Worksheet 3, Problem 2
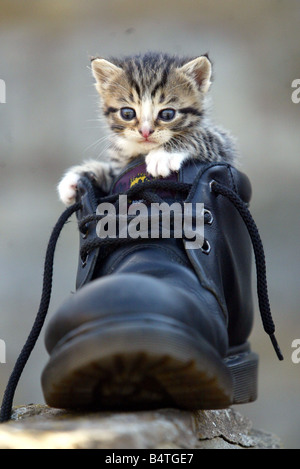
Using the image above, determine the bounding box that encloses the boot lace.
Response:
[78,178,193,265]
[0,174,283,423]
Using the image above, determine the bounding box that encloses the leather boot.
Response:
[40,159,282,411]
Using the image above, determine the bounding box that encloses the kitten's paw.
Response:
[57,171,81,206]
[57,160,112,206]
[146,150,188,178]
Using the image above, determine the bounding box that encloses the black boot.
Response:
[41,159,283,411]
[0,160,283,421]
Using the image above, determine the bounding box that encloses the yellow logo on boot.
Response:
[130,173,150,188]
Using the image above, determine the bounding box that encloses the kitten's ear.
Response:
[91,58,123,94]
[179,56,212,93]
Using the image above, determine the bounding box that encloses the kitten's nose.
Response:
[139,127,154,139]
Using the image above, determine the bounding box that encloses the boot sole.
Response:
[42,315,258,411]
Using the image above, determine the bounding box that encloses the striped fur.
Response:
[91,52,237,172]
[58,52,237,205]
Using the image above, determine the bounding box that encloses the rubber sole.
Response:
[41,315,258,411]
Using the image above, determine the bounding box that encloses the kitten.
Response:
[58,52,237,205]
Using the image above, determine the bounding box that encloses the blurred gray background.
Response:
[0,0,299,448]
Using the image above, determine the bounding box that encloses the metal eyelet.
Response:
[81,254,89,268]
[204,209,213,225]
[201,239,211,255]
[209,180,217,192]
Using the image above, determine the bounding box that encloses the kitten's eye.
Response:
[158,108,176,121]
[120,107,136,120]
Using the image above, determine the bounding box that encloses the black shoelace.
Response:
[0,176,283,423]
[78,179,194,266]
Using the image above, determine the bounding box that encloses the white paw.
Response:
[57,171,81,206]
[57,160,113,206]
[146,150,188,178]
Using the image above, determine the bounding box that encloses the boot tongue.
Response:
[111,161,178,196]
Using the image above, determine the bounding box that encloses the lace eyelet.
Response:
[201,239,211,255]
[204,209,213,225]
[209,180,217,192]
[81,254,89,268]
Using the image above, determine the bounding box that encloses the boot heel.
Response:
[225,351,259,404]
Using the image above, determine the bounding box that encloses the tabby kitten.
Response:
[58,52,236,205]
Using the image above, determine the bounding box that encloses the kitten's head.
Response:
[91,52,212,156]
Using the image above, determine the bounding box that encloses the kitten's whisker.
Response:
[83,134,112,154]
[96,139,115,160]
